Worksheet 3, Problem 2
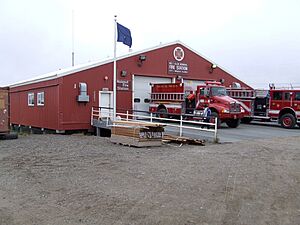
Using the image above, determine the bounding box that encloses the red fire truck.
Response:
[149,81,244,128]
[227,85,300,129]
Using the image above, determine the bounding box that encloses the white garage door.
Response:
[183,79,205,91]
[133,75,172,113]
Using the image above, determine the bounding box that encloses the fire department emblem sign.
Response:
[173,47,184,61]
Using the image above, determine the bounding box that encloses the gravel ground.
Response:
[0,134,299,225]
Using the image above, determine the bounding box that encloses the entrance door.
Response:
[133,75,172,114]
[99,91,113,118]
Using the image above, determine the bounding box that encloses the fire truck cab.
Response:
[149,81,244,128]
[227,85,300,129]
[194,82,243,128]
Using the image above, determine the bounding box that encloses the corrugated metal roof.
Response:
[9,40,234,88]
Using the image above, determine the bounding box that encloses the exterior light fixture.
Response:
[138,55,147,67]
[209,64,217,73]
[120,70,127,77]
[176,75,182,81]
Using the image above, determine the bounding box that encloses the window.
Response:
[37,92,44,106]
[284,92,291,101]
[199,88,205,96]
[134,98,140,103]
[295,92,300,101]
[28,93,34,106]
[211,87,227,96]
[272,91,282,100]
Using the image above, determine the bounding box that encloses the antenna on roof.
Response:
[72,10,75,67]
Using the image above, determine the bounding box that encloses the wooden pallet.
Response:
[111,134,162,147]
[162,134,205,146]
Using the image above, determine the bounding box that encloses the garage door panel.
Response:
[133,75,172,113]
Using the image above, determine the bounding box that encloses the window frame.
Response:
[28,93,35,106]
[284,92,291,101]
[37,92,45,106]
[272,91,282,101]
[295,92,300,101]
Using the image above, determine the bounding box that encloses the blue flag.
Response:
[117,23,132,48]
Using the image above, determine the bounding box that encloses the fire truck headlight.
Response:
[222,109,230,113]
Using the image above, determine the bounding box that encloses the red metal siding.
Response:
[9,92,20,126]
[10,80,60,130]
[59,64,112,130]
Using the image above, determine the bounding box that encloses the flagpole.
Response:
[72,10,75,67]
[113,15,117,121]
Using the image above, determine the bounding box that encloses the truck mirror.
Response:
[199,88,204,96]
[204,89,209,97]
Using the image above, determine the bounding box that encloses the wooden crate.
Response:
[0,88,9,134]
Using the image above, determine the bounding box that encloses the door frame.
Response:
[132,74,135,112]
[99,91,113,117]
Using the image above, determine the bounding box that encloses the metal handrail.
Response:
[91,106,218,142]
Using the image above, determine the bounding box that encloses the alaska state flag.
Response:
[117,23,132,48]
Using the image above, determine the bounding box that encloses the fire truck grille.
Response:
[230,102,241,113]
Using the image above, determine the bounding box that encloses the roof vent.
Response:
[77,82,89,102]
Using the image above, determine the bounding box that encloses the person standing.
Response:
[202,105,211,128]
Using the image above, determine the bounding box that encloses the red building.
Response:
[9,41,251,132]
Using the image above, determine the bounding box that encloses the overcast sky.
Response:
[1,0,299,88]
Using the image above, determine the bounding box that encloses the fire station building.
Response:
[9,41,251,132]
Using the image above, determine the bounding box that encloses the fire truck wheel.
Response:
[226,119,241,128]
[157,108,168,118]
[210,112,221,128]
[280,113,296,129]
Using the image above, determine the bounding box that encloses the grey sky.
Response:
[1,0,299,88]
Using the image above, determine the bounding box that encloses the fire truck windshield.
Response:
[211,87,227,96]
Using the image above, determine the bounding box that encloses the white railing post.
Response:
[91,107,93,125]
[126,110,129,121]
[98,107,101,120]
[214,117,218,143]
[179,115,183,137]
[106,108,109,126]
[150,113,153,123]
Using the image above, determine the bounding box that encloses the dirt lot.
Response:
[0,134,299,225]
